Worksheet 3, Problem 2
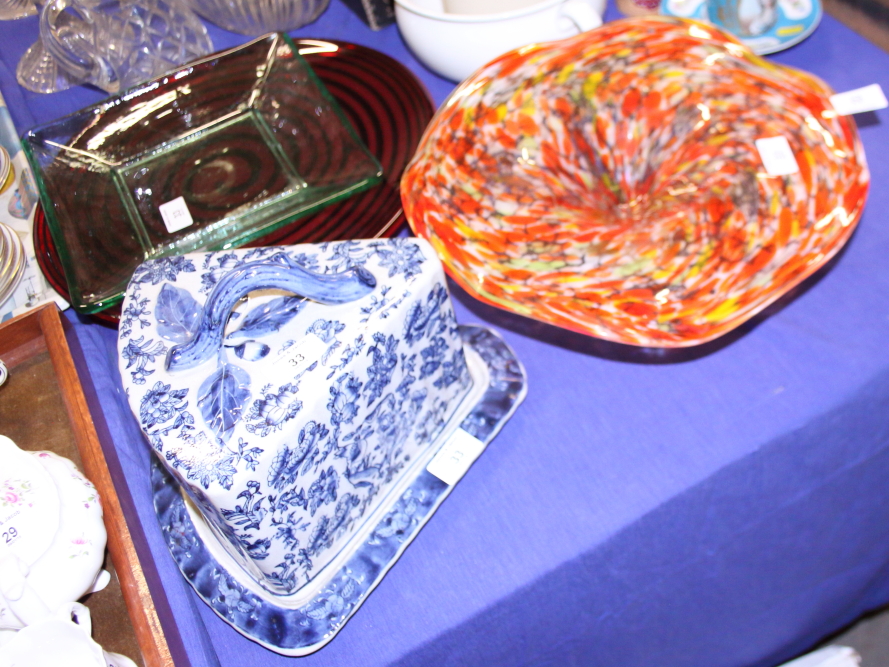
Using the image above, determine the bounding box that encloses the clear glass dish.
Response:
[23,33,382,314]
[183,0,329,35]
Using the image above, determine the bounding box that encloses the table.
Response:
[3,4,889,667]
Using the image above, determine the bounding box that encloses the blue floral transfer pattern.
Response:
[120,239,474,597]
[151,324,527,656]
[121,337,168,385]
[132,255,196,286]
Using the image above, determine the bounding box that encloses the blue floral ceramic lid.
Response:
[118,238,477,599]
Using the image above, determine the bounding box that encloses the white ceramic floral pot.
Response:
[0,437,107,630]
[119,238,476,598]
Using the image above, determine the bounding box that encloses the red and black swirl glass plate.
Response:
[33,38,435,323]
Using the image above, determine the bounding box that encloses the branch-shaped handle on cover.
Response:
[166,252,376,372]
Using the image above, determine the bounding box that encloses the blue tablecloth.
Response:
[4,4,889,666]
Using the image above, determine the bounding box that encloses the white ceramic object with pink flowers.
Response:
[0,435,108,630]
[0,602,137,666]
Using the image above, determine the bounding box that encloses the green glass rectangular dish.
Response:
[22,33,383,313]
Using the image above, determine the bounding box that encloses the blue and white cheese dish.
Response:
[118,238,526,654]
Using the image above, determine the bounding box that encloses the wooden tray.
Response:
[0,304,178,666]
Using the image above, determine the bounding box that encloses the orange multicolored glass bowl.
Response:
[401,17,869,348]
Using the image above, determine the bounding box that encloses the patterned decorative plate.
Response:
[0,222,25,309]
[661,0,821,55]
[152,325,526,656]
[402,17,869,348]
[32,38,434,321]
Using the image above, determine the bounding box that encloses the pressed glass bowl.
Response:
[182,0,329,35]
[402,17,870,348]
[23,33,382,314]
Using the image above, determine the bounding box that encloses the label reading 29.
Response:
[0,506,25,554]
[2,526,19,547]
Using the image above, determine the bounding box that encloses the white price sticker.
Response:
[426,429,485,486]
[267,335,329,386]
[1,521,23,551]
[830,84,888,116]
[1,488,43,560]
[0,477,58,565]
[755,136,799,177]
[159,196,194,234]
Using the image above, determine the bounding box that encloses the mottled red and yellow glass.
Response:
[402,17,869,347]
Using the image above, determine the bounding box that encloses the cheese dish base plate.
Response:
[151,324,526,656]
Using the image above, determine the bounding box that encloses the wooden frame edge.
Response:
[34,305,175,667]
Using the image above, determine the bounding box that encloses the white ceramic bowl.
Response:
[394,0,604,81]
